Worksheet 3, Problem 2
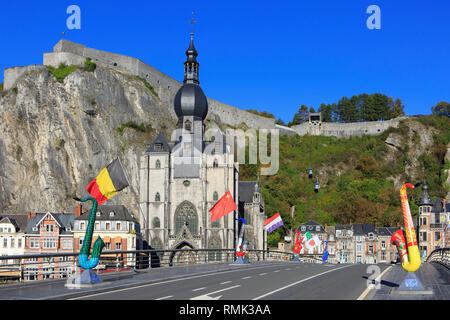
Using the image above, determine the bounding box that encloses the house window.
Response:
[29,238,39,248]
[213,159,219,168]
[116,222,121,231]
[105,242,111,250]
[368,244,374,254]
[18,238,22,248]
[3,238,7,248]
[61,238,72,249]
[381,251,386,261]
[95,222,99,231]
[316,226,321,232]
[153,217,160,228]
[80,222,85,230]
[43,238,57,249]
[109,211,115,217]
[301,226,306,232]
[381,240,386,249]
[11,238,14,248]
[154,143,162,151]
[106,223,110,230]
[46,225,54,232]
[115,242,121,250]
[435,232,441,242]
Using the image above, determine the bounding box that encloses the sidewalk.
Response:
[370,262,450,300]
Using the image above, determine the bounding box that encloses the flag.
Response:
[209,191,237,222]
[263,212,284,234]
[86,157,129,205]
[305,235,322,250]
[305,231,312,240]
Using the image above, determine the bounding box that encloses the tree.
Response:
[289,105,310,126]
[389,98,405,118]
[432,101,450,117]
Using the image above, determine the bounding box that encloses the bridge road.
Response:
[67,262,391,300]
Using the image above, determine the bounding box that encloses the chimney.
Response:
[325,224,328,232]
[27,211,31,219]
[27,211,36,219]
[75,204,82,217]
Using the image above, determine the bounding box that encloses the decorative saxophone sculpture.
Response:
[74,196,105,269]
[322,241,329,262]
[292,230,303,255]
[236,218,247,257]
[390,183,421,273]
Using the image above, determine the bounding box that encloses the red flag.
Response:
[209,191,237,222]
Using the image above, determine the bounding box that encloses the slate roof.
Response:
[377,227,400,237]
[145,132,170,154]
[0,214,28,232]
[75,205,137,222]
[26,213,75,235]
[296,220,326,233]
[238,181,258,204]
[352,223,376,236]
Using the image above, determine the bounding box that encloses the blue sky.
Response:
[1,1,449,123]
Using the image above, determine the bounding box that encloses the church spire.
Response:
[184,12,199,84]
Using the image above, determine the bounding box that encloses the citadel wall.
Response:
[3,39,406,138]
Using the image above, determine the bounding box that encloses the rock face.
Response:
[0,66,176,214]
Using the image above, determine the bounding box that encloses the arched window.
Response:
[213,191,219,201]
[155,160,161,168]
[213,159,219,168]
[152,217,160,228]
[184,120,192,132]
[155,192,160,202]
[175,201,198,235]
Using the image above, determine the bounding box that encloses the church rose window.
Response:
[175,201,198,235]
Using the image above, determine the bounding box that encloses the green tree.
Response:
[432,101,450,117]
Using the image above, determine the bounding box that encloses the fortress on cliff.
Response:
[3,39,408,138]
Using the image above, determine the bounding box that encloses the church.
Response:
[138,33,267,259]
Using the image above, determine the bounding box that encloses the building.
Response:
[0,214,28,279]
[324,225,336,263]
[72,204,139,269]
[352,224,377,264]
[377,227,399,263]
[138,33,266,262]
[296,220,327,257]
[335,225,354,263]
[24,211,75,281]
[417,181,450,258]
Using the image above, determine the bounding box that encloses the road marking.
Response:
[155,295,173,300]
[192,287,206,291]
[285,268,291,270]
[242,276,252,279]
[190,285,240,300]
[357,266,392,300]
[274,270,280,273]
[67,263,289,300]
[259,273,267,276]
[220,281,231,285]
[252,265,352,300]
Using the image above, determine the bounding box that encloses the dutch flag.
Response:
[263,212,284,234]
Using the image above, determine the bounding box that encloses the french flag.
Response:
[263,212,284,234]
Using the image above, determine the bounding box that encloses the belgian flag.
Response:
[86,158,129,204]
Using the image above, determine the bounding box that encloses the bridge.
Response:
[0,248,448,302]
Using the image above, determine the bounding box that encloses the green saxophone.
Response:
[74,196,105,269]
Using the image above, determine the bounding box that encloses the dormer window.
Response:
[154,143,162,152]
[96,212,101,217]
[32,227,38,232]
[109,211,115,217]
[316,226,321,232]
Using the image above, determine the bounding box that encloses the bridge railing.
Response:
[0,248,300,283]
[426,248,450,268]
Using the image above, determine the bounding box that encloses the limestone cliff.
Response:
[0,66,176,215]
